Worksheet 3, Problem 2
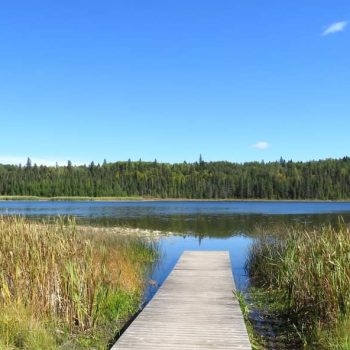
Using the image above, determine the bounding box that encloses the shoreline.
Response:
[0,196,350,203]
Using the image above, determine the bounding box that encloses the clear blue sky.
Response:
[0,1,349,165]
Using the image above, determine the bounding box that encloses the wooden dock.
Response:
[112,251,251,349]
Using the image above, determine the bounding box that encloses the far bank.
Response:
[1,195,350,202]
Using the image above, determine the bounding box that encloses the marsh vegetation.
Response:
[0,217,157,349]
[246,221,350,349]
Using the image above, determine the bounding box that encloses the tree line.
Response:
[0,157,349,199]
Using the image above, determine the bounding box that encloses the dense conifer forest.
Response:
[0,157,350,199]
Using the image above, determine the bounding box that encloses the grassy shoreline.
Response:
[0,195,350,202]
[0,217,157,349]
[246,223,350,349]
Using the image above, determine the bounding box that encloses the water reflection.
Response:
[79,212,350,238]
[1,200,350,238]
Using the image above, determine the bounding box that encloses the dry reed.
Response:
[0,216,156,348]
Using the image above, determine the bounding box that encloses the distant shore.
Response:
[0,195,349,202]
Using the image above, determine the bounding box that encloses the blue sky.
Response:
[0,1,349,165]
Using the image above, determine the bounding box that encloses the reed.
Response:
[246,221,350,347]
[0,216,157,349]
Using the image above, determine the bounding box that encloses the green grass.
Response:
[0,216,157,349]
[246,222,350,349]
[0,195,43,200]
[315,317,350,350]
[0,195,144,201]
[48,196,144,201]
[235,291,264,349]
[2,195,349,202]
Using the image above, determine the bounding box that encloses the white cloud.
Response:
[0,156,83,166]
[322,21,347,35]
[251,141,270,150]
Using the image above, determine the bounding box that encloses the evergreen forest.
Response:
[0,157,349,199]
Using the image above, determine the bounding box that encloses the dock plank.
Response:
[112,251,251,349]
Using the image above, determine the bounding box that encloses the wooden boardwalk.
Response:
[112,251,251,349]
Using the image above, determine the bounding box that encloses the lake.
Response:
[3,200,350,348]
[1,200,350,303]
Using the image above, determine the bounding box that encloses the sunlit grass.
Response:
[246,221,350,348]
[0,195,144,201]
[0,216,157,349]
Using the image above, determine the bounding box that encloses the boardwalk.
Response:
[112,251,251,349]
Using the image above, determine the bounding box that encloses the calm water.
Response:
[2,200,350,299]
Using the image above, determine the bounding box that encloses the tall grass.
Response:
[0,216,157,349]
[246,222,350,348]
